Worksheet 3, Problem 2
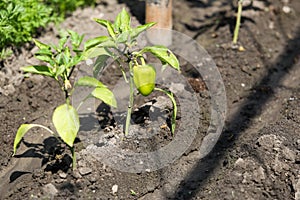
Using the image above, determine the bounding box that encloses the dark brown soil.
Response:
[1,0,300,199]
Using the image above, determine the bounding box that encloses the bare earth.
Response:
[0,0,300,199]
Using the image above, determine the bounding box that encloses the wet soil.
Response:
[0,0,300,199]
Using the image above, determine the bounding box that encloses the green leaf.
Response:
[68,29,84,49]
[33,39,50,50]
[59,36,68,49]
[0,48,13,60]
[91,87,117,108]
[55,53,63,65]
[62,47,71,65]
[55,65,66,78]
[13,124,54,156]
[69,55,83,69]
[130,22,156,39]
[83,46,114,60]
[21,65,53,77]
[94,18,116,40]
[35,48,53,56]
[140,46,180,70]
[52,104,79,147]
[93,54,110,77]
[114,8,131,33]
[84,36,111,51]
[76,76,106,88]
[116,31,130,43]
[35,55,53,63]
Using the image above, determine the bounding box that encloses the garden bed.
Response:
[0,0,300,199]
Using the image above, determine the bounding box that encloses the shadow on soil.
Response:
[183,0,272,39]
[185,0,271,8]
[170,25,300,199]
[10,136,72,181]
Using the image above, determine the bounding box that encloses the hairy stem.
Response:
[125,62,134,135]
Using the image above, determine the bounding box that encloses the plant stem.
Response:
[233,0,243,44]
[154,87,177,134]
[125,62,135,135]
[140,56,146,65]
[76,94,91,111]
[70,146,76,169]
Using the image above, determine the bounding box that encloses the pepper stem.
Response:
[125,61,135,135]
[140,56,146,66]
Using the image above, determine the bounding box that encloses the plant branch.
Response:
[76,94,91,111]
[67,65,76,80]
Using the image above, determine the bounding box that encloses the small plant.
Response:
[0,0,96,60]
[233,0,243,44]
[13,30,117,168]
[44,0,96,19]
[130,189,137,196]
[0,48,13,62]
[84,8,180,135]
[0,0,54,49]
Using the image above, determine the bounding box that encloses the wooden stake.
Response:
[146,0,173,46]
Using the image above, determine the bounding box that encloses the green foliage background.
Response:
[0,0,96,59]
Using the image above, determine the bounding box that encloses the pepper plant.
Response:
[13,30,117,168]
[84,8,180,135]
[13,9,180,170]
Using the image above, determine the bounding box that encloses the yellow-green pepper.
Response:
[133,64,156,96]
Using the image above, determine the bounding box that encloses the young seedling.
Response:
[233,0,243,44]
[84,8,180,135]
[130,189,137,196]
[13,30,117,169]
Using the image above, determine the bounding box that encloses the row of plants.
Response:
[8,0,246,170]
[0,0,97,60]
[13,9,180,169]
